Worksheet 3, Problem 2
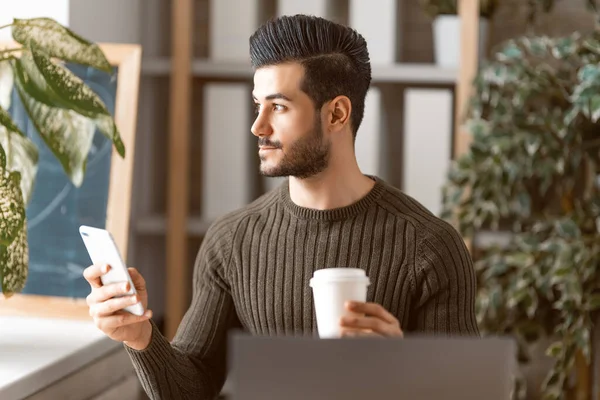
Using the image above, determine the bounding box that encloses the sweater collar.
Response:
[279,175,385,221]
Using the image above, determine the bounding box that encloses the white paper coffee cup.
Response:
[309,268,370,338]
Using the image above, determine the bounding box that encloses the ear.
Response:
[325,95,352,133]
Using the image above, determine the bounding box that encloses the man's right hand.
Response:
[83,264,153,350]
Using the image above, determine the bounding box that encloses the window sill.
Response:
[0,316,126,399]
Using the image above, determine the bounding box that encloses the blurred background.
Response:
[2,0,600,399]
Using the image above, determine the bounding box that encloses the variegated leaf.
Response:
[0,144,26,246]
[13,52,59,108]
[14,67,95,187]
[0,62,14,110]
[12,17,111,73]
[0,226,28,298]
[15,51,125,157]
[0,107,24,136]
[31,50,110,116]
[0,124,38,205]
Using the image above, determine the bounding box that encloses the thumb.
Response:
[128,268,147,292]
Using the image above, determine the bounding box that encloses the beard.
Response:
[258,117,330,179]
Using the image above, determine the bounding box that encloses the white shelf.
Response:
[135,214,213,236]
[371,64,457,84]
[141,57,458,84]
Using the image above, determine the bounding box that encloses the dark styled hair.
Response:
[249,14,372,138]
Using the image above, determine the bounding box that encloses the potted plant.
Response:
[441,28,600,399]
[0,18,124,298]
[419,0,498,67]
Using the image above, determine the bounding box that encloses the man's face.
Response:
[251,63,330,179]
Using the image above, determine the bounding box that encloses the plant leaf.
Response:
[0,144,26,246]
[583,36,600,54]
[0,125,38,205]
[30,50,125,156]
[14,67,95,187]
[590,95,600,122]
[553,36,577,59]
[498,41,523,60]
[11,17,111,73]
[30,50,110,117]
[556,219,581,238]
[13,52,61,108]
[0,62,14,110]
[578,64,600,82]
[15,51,125,158]
[95,114,125,157]
[0,107,25,137]
[0,226,28,297]
[586,294,600,310]
[0,105,39,205]
[546,342,563,358]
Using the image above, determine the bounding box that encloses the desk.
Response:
[0,316,142,400]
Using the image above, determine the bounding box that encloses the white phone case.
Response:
[79,225,145,316]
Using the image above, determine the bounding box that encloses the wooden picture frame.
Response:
[0,43,142,320]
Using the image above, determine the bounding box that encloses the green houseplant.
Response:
[441,29,600,399]
[0,18,124,298]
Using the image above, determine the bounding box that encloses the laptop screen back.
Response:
[229,334,516,400]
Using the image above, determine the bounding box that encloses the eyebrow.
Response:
[252,93,293,102]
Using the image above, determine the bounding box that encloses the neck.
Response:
[288,147,375,210]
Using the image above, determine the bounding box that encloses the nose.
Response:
[251,110,272,137]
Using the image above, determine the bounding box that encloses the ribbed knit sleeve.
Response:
[413,222,480,335]
[125,216,241,400]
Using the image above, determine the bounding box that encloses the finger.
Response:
[340,315,388,333]
[89,294,140,317]
[87,281,131,304]
[83,264,110,288]
[128,268,147,291]
[95,310,153,330]
[341,328,381,338]
[340,315,402,337]
[346,301,398,325]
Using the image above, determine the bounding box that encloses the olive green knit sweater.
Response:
[125,177,479,399]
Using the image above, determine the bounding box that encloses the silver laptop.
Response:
[228,334,516,400]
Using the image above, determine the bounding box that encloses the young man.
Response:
[84,14,479,400]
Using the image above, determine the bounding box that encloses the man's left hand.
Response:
[340,301,403,338]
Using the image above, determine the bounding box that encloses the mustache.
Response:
[258,138,282,149]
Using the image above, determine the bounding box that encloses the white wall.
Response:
[69,0,141,44]
[277,0,329,17]
[0,0,69,41]
[403,89,453,216]
[0,0,141,46]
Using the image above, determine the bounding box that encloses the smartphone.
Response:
[79,225,145,316]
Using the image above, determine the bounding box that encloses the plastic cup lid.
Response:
[309,268,370,286]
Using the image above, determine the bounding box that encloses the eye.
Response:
[253,103,261,114]
[273,104,286,112]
